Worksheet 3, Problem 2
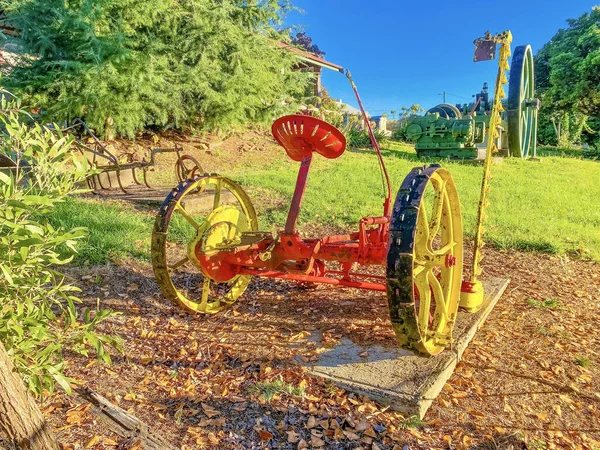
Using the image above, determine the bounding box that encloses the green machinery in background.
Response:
[405,40,540,159]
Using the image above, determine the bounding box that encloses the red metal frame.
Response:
[195,114,391,291]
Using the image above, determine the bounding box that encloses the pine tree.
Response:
[2,0,312,137]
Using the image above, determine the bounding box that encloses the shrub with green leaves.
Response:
[0,96,121,396]
[1,0,312,138]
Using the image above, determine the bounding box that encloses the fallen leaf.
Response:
[201,403,220,418]
[344,430,360,441]
[207,432,219,444]
[198,418,226,427]
[311,434,325,447]
[84,436,101,448]
[298,438,308,449]
[306,416,317,429]
[287,430,300,443]
[259,430,273,441]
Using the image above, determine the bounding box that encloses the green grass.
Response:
[233,142,600,260]
[574,356,592,367]
[527,298,563,310]
[49,197,154,264]
[247,380,306,401]
[48,142,600,264]
[397,416,424,429]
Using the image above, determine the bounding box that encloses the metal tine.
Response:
[143,167,153,189]
[293,120,298,135]
[115,169,129,194]
[311,124,319,137]
[300,122,304,135]
[132,167,141,186]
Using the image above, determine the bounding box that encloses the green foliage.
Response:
[247,379,306,401]
[526,298,562,310]
[574,356,591,368]
[47,142,600,265]
[0,96,121,396]
[2,0,311,138]
[398,416,424,429]
[536,7,600,148]
[306,89,344,128]
[343,126,387,148]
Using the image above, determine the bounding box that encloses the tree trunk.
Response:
[0,342,59,450]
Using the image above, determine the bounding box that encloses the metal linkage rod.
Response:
[345,70,392,217]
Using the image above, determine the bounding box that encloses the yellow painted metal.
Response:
[459,280,484,313]
[412,169,463,355]
[152,175,258,314]
[463,31,512,312]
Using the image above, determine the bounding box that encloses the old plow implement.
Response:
[67,120,202,194]
[0,117,203,195]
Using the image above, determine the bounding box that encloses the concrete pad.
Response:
[308,277,509,419]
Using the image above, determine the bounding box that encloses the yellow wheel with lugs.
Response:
[386,165,463,356]
[151,174,258,313]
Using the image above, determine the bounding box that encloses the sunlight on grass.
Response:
[48,142,600,264]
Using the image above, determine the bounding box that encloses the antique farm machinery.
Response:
[404,33,540,159]
[151,31,514,356]
[0,114,202,193]
[67,120,202,194]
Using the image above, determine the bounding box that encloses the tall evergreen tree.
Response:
[1,0,312,137]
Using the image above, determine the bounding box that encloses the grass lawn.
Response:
[50,141,600,263]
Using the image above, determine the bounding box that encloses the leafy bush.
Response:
[0,96,121,396]
[343,121,388,149]
[583,142,600,160]
[2,0,311,138]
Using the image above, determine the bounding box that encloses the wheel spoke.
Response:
[414,270,431,336]
[169,256,189,271]
[415,202,431,257]
[429,274,448,328]
[428,179,447,242]
[213,179,222,209]
[175,202,201,230]
[199,277,211,308]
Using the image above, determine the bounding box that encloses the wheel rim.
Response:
[427,104,463,120]
[508,45,537,159]
[175,155,203,182]
[386,165,463,355]
[152,175,258,313]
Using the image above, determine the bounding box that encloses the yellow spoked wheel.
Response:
[151,174,258,313]
[386,165,463,356]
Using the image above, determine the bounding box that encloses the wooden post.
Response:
[0,342,60,450]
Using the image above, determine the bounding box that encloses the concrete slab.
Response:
[308,277,509,419]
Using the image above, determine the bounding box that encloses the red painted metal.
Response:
[239,268,387,292]
[196,114,394,291]
[272,115,346,161]
[345,71,392,217]
[285,154,312,234]
[461,280,477,293]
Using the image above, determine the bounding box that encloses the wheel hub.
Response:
[188,205,249,283]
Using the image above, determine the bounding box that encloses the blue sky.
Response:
[286,1,597,115]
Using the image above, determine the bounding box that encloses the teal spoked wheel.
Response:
[507,45,540,159]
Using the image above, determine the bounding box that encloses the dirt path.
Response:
[42,246,600,450]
